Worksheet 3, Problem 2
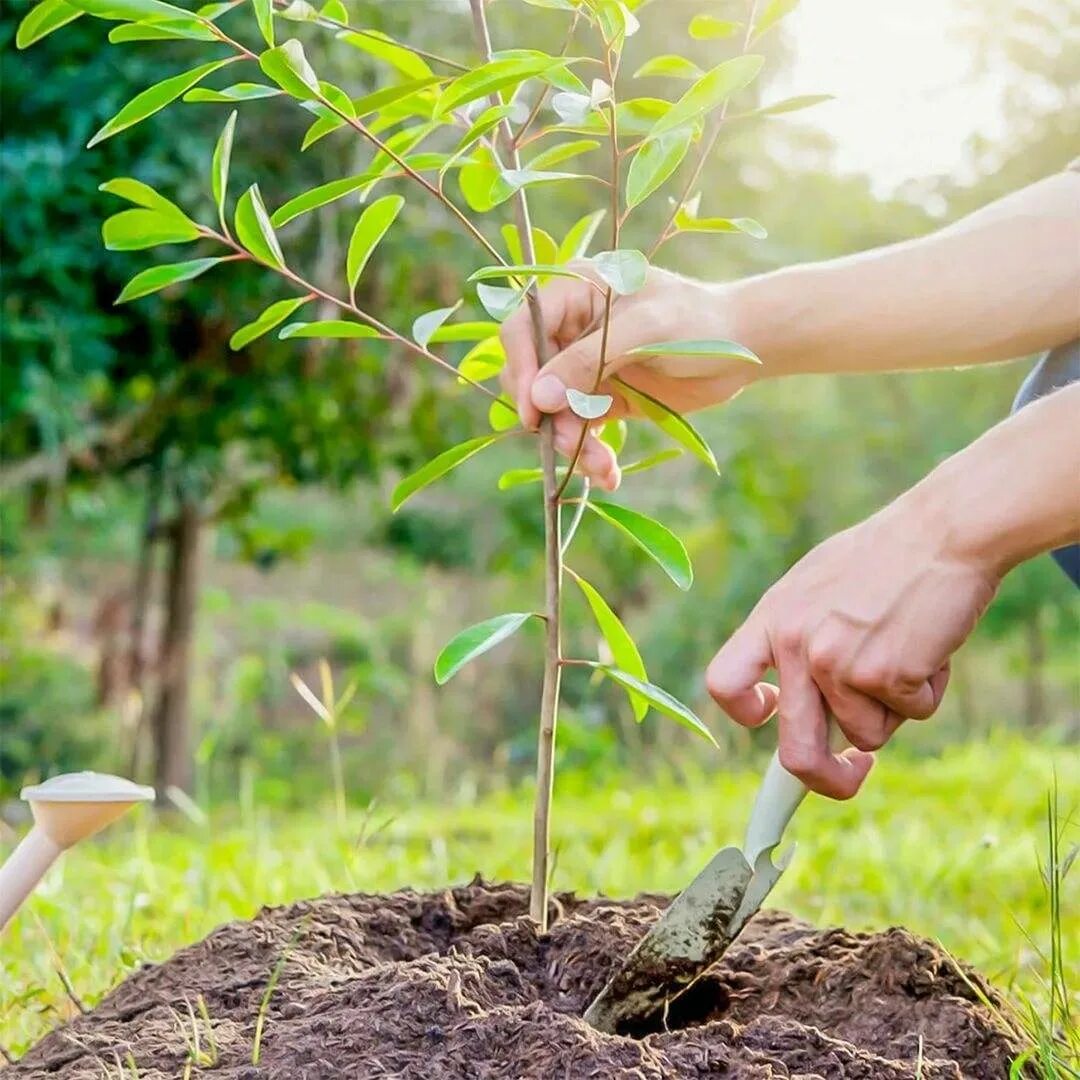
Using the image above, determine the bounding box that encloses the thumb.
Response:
[530,327,606,414]
[529,316,646,414]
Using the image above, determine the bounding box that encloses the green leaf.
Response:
[211,110,237,232]
[428,321,501,344]
[278,0,316,19]
[116,257,226,303]
[99,176,186,216]
[557,209,606,262]
[498,467,542,490]
[235,184,285,268]
[259,38,320,100]
[568,571,647,720]
[488,394,519,432]
[320,0,346,20]
[551,90,593,125]
[271,171,382,227]
[16,0,82,48]
[558,96,671,137]
[625,126,692,209]
[435,54,561,118]
[278,320,381,339]
[412,301,462,350]
[434,613,535,685]
[88,59,236,147]
[68,0,193,21]
[391,434,503,512]
[526,139,601,170]
[337,29,433,80]
[622,448,684,475]
[108,18,217,41]
[566,389,613,420]
[688,15,740,39]
[673,208,767,238]
[599,418,626,454]
[751,93,834,118]
[230,296,310,349]
[614,380,718,473]
[586,501,692,589]
[501,225,558,267]
[591,665,716,745]
[102,209,201,250]
[632,54,702,80]
[184,82,282,103]
[436,104,517,180]
[458,337,506,382]
[476,283,523,322]
[251,0,273,46]
[458,145,500,213]
[354,76,445,118]
[346,194,404,297]
[753,0,799,40]
[468,264,590,286]
[591,249,647,294]
[494,168,589,202]
[650,55,763,138]
[627,338,761,364]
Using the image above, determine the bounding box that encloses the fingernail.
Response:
[531,374,567,412]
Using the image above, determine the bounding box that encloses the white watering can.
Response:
[0,772,154,932]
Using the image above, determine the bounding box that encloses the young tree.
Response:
[17,0,819,925]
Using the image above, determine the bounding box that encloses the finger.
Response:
[552,419,620,490]
[529,312,653,417]
[500,278,597,430]
[706,618,780,728]
[499,306,540,429]
[817,677,905,752]
[853,666,942,721]
[776,659,873,799]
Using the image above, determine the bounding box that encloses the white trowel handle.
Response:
[742,720,847,866]
[0,825,61,931]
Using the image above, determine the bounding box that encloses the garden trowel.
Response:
[584,737,836,1034]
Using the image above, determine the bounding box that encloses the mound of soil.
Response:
[14,879,1020,1079]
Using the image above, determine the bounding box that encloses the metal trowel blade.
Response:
[584,844,796,1035]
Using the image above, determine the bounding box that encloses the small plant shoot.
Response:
[17,0,820,931]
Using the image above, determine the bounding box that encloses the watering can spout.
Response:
[1,772,154,932]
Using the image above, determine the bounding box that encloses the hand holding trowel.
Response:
[585,724,846,1034]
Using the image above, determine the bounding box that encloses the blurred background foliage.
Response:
[1,0,1077,807]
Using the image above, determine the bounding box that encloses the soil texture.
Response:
[12,878,1021,1078]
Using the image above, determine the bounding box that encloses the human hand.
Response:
[704,494,1000,799]
[498,264,761,490]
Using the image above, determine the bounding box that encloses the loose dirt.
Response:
[13,878,1021,1078]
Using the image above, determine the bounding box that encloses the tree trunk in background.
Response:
[1023,610,1047,728]
[951,654,981,736]
[407,576,445,795]
[151,498,202,800]
[26,479,50,529]
[127,467,162,777]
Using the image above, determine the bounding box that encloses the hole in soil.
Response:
[612,975,731,1038]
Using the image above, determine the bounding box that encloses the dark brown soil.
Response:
[13,879,1021,1079]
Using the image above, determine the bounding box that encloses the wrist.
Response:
[723,267,817,380]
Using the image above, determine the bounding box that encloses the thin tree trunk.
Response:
[128,465,162,777]
[151,498,202,801]
[1023,610,1047,728]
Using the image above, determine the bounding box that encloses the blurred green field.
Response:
[2,734,1076,1059]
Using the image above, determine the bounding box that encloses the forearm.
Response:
[899,383,1080,576]
[727,172,1080,377]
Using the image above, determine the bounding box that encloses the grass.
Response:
[1,734,1076,1065]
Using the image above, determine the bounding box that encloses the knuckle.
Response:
[844,726,886,752]
[806,640,840,677]
[773,625,804,658]
[778,743,820,780]
[704,660,736,705]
